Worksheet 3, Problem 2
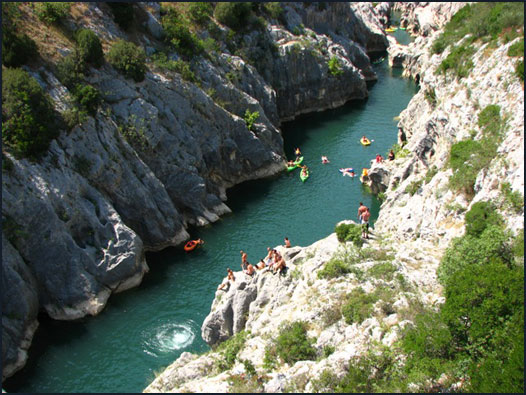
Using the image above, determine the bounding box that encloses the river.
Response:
[4,59,417,393]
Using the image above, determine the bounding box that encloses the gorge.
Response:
[2,2,524,393]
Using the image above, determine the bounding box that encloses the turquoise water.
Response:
[4,62,417,393]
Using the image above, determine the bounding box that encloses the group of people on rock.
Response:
[357,202,371,239]
[218,237,291,290]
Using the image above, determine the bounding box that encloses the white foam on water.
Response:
[142,320,196,357]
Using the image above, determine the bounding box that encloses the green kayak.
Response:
[300,169,309,182]
[286,156,304,172]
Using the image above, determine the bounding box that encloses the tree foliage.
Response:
[2,68,59,159]
[107,40,147,82]
[75,28,104,67]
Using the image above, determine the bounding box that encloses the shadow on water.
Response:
[3,314,89,391]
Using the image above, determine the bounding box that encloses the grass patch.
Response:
[404,179,423,196]
[214,330,248,371]
[264,321,316,369]
[367,262,398,282]
[501,182,524,213]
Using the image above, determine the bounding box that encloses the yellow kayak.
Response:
[360,137,371,146]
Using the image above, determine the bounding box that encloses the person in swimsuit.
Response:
[240,250,248,271]
[357,202,367,222]
[217,268,235,290]
[284,237,291,248]
[321,156,329,163]
[361,207,371,239]
[388,149,395,161]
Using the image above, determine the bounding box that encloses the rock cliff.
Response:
[2,2,388,379]
[144,2,523,392]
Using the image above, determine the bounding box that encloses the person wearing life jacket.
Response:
[295,147,301,160]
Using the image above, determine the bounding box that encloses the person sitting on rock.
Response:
[217,268,235,291]
[273,254,287,275]
[388,149,395,161]
[375,153,383,163]
[284,237,291,248]
[244,262,255,276]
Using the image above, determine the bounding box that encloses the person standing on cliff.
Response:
[284,237,291,248]
[357,202,367,222]
[240,250,248,271]
[361,207,371,239]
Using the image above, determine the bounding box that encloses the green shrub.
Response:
[500,182,524,213]
[431,3,524,55]
[107,2,134,30]
[75,29,104,67]
[328,56,344,76]
[118,115,149,152]
[423,88,437,107]
[188,2,213,25]
[274,321,316,364]
[72,84,101,115]
[341,287,376,325]
[515,59,524,82]
[512,228,524,259]
[2,29,38,67]
[2,68,59,159]
[437,225,511,286]
[317,258,351,279]
[477,104,504,139]
[243,109,259,131]
[334,223,363,247]
[35,2,70,24]
[437,44,475,79]
[404,179,423,196]
[214,2,252,31]
[367,262,397,281]
[507,38,524,57]
[263,2,284,20]
[56,51,86,88]
[151,52,197,82]
[214,330,248,371]
[448,138,496,197]
[161,8,204,58]
[107,40,146,82]
[464,201,503,237]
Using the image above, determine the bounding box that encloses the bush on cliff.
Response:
[161,7,205,58]
[107,2,135,31]
[214,2,252,31]
[274,321,316,364]
[464,201,503,237]
[335,223,363,247]
[75,28,104,68]
[108,40,146,82]
[432,3,524,55]
[2,3,39,67]
[34,2,70,25]
[2,68,59,159]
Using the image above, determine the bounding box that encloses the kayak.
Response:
[287,156,304,172]
[184,240,200,252]
[360,138,371,146]
[300,170,309,182]
[386,27,397,32]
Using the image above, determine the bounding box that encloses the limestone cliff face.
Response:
[2,2,386,379]
[143,3,523,393]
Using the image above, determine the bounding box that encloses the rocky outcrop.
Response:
[145,226,444,393]
[2,2,389,379]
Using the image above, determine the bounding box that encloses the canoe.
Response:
[286,156,304,172]
[386,27,397,32]
[360,138,371,146]
[300,170,309,182]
